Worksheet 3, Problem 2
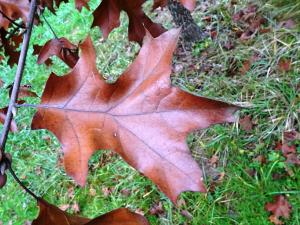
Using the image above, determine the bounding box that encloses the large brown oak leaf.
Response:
[31,29,239,203]
[92,0,166,44]
[33,198,149,225]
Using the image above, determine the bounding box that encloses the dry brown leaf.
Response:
[265,195,292,224]
[239,115,253,132]
[31,29,239,203]
[92,0,166,44]
[33,198,149,225]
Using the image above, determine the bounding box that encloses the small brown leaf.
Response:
[275,142,296,157]
[92,0,166,44]
[254,155,267,164]
[37,38,79,68]
[265,195,292,221]
[75,0,90,11]
[210,30,217,39]
[284,130,300,142]
[285,153,300,166]
[239,115,253,131]
[278,59,292,72]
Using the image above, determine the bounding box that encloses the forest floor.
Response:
[0,0,299,224]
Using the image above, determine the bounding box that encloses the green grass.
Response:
[0,0,299,224]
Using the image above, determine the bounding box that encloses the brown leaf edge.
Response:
[32,198,149,225]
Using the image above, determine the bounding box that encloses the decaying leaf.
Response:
[31,29,239,203]
[36,37,79,68]
[275,142,300,166]
[278,58,292,72]
[38,0,67,13]
[284,130,300,142]
[239,115,253,132]
[92,0,166,44]
[33,198,149,225]
[152,0,196,11]
[265,195,292,224]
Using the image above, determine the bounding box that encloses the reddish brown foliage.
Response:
[265,195,292,224]
[0,0,29,30]
[278,58,292,72]
[92,0,166,44]
[239,115,253,132]
[36,37,79,68]
[275,142,300,166]
[33,198,149,225]
[31,29,238,203]
[75,0,90,11]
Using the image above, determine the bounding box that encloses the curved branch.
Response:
[5,158,39,201]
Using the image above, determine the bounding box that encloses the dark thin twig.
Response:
[40,13,58,39]
[0,9,26,29]
[0,0,38,159]
[5,158,39,200]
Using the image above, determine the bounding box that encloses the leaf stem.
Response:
[0,0,38,158]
